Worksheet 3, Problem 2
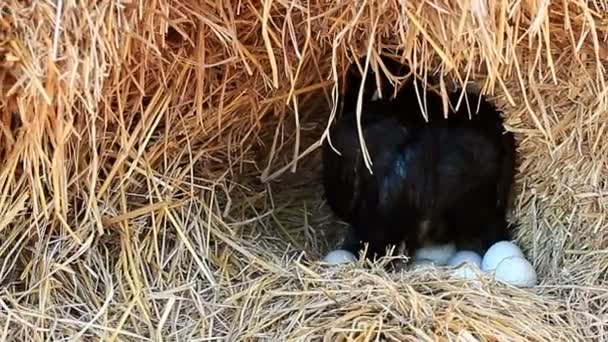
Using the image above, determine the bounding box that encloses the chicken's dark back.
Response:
[322,57,516,259]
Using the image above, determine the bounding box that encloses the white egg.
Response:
[451,263,483,281]
[447,250,482,268]
[414,243,456,266]
[493,256,538,288]
[481,241,524,272]
[410,258,437,270]
[323,249,357,265]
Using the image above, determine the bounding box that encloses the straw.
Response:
[0,0,607,339]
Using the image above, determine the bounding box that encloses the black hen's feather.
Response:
[322,56,516,260]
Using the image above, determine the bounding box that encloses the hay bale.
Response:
[1,0,607,340]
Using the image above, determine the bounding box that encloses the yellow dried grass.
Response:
[1,0,608,340]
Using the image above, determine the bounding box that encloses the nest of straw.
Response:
[1,0,608,340]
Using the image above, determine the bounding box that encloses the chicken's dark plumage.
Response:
[322,57,516,260]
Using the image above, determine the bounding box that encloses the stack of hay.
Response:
[0,0,607,340]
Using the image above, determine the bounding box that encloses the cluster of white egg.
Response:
[322,240,537,288]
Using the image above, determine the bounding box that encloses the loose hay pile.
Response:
[1,0,608,340]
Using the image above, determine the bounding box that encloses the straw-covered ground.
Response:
[1,0,608,340]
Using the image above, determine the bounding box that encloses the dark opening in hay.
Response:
[1,0,608,340]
